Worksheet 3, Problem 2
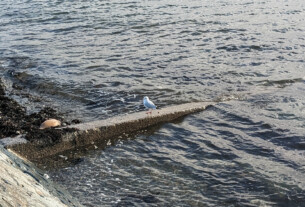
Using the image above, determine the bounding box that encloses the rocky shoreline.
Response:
[0,79,78,146]
[0,78,83,206]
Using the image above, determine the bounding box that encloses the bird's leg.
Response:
[146,109,153,115]
[146,109,150,114]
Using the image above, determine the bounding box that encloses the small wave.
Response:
[213,93,246,102]
[217,44,267,52]
[259,78,303,88]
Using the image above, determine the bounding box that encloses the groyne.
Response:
[8,102,214,164]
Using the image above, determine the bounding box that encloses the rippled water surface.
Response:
[1,0,305,206]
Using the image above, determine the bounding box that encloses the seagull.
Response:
[143,96,156,114]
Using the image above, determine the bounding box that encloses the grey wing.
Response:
[147,100,156,109]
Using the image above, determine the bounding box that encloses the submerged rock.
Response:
[0,135,28,147]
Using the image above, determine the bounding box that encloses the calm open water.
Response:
[1,0,305,206]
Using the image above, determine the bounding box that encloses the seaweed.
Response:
[0,80,78,145]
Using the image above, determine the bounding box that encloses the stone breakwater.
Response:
[9,102,214,166]
[0,145,82,207]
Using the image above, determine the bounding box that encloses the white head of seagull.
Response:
[143,96,156,114]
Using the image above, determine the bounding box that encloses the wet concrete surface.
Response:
[0,145,82,207]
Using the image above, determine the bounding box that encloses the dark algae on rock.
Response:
[0,79,77,146]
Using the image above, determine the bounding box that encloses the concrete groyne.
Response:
[8,102,214,164]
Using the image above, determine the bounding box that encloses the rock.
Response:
[40,119,61,129]
[0,135,28,147]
